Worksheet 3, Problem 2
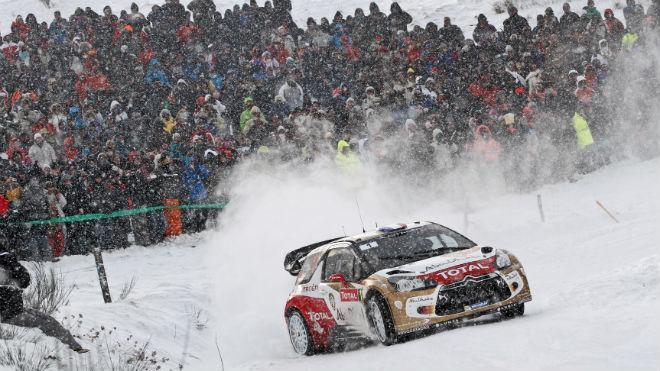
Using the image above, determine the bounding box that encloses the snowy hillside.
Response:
[0,0,641,34]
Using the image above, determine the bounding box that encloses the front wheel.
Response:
[500,302,525,319]
[287,310,315,355]
[366,295,397,345]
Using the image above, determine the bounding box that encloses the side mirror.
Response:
[328,273,348,287]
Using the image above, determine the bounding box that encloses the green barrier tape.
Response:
[0,203,227,226]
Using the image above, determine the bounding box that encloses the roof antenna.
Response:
[375,222,378,228]
[355,198,366,233]
[341,226,347,237]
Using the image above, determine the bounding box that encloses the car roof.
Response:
[311,221,434,254]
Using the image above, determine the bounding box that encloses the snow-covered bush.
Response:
[22,263,73,316]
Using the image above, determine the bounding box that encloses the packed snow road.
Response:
[205,158,660,371]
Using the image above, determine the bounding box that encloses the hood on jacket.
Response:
[337,139,350,153]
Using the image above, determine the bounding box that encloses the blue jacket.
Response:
[181,156,209,202]
[145,59,172,88]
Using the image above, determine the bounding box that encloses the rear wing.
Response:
[283,237,343,276]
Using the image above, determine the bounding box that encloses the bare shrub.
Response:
[185,305,208,331]
[0,340,55,371]
[22,263,74,316]
[0,325,21,341]
[119,276,138,301]
[68,325,175,370]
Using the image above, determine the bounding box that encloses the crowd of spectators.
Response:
[0,0,658,261]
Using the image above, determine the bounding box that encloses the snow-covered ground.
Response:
[4,233,217,370]
[15,156,658,371]
[204,157,660,371]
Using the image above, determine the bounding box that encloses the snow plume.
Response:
[605,35,660,160]
[203,136,565,368]
[204,156,488,368]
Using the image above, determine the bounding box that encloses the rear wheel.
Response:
[500,302,525,318]
[366,294,397,345]
[287,310,315,355]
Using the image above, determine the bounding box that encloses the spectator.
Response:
[28,133,57,170]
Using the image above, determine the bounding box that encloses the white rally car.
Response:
[283,221,532,355]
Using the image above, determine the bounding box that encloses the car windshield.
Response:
[356,224,476,275]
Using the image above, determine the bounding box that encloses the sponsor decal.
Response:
[408,296,434,304]
[328,293,346,321]
[309,311,333,321]
[419,257,495,284]
[340,288,359,302]
[504,271,519,282]
[301,284,318,292]
[359,241,379,251]
[423,258,459,272]
[469,300,490,310]
[399,324,431,335]
[437,263,490,279]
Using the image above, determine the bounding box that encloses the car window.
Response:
[295,251,322,285]
[322,248,360,282]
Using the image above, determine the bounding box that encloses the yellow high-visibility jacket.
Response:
[572,113,595,150]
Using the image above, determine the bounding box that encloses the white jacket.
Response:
[277,82,304,111]
[28,142,57,169]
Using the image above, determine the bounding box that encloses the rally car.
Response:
[283,221,532,355]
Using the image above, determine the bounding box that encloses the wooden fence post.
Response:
[537,194,545,222]
[92,248,112,303]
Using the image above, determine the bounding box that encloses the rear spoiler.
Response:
[283,237,343,276]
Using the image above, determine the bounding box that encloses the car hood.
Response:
[374,246,498,284]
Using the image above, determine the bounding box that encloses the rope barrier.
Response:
[0,203,227,226]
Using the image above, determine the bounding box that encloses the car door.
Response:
[318,244,368,330]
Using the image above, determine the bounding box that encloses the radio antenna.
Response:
[355,198,366,233]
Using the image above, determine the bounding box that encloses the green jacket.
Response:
[572,113,594,150]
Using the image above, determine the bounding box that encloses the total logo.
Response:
[437,262,490,280]
[309,312,333,321]
[340,289,360,302]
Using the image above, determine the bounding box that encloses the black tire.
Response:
[500,302,525,319]
[287,310,315,355]
[366,294,398,345]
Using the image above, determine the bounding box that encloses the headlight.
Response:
[495,252,512,269]
[388,277,438,292]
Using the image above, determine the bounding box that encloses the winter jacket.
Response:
[572,113,594,150]
[472,24,497,45]
[20,178,50,221]
[335,140,362,174]
[388,8,412,31]
[503,14,531,40]
[28,142,57,169]
[277,82,304,111]
[623,3,645,33]
[0,251,30,320]
[181,156,209,202]
[145,59,172,88]
[468,125,501,162]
